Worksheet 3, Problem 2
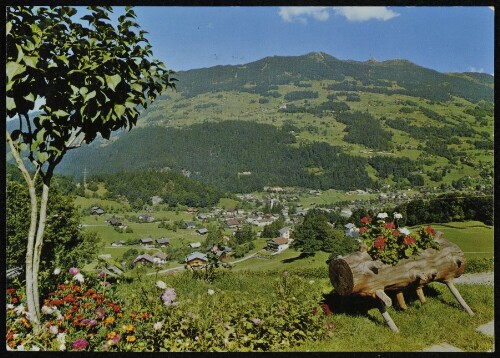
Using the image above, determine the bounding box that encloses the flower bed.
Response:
[357,212,440,265]
[6,268,332,352]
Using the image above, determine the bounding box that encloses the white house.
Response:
[266,237,290,253]
[278,227,292,240]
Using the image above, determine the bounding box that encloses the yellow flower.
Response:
[126,335,136,343]
[107,331,117,340]
[104,317,115,325]
[126,325,134,332]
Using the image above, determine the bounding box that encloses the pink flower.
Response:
[111,334,120,345]
[252,318,262,326]
[161,288,177,306]
[94,307,105,320]
[68,267,79,276]
[71,338,88,351]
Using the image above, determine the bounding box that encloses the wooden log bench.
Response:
[328,232,472,332]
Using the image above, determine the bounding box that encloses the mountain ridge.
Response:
[7,52,493,194]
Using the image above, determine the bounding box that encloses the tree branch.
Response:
[6,130,33,186]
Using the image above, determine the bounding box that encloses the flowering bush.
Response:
[358,212,440,265]
[6,267,332,352]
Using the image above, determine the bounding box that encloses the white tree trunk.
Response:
[6,132,42,332]
[32,182,51,321]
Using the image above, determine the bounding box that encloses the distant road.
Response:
[147,251,260,276]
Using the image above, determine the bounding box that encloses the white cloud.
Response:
[332,6,400,22]
[468,67,485,73]
[278,7,330,24]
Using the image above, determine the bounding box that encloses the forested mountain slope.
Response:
[48,52,493,193]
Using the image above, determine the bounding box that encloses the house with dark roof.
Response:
[111,240,126,247]
[138,213,155,222]
[101,265,124,277]
[196,228,209,235]
[185,252,208,267]
[224,219,241,229]
[152,251,168,260]
[133,253,155,265]
[266,237,290,253]
[185,221,196,229]
[91,207,105,215]
[156,238,170,246]
[139,238,154,246]
[106,218,123,227]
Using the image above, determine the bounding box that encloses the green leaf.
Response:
[6,96,16,111]
[114,104,126,118]
[131,83,142,92]
[84,90,96,102]
[6,22,12,36]
[6,61,26,81]
[36,152,49,164]
[23,56,39,68]
[54,109,69,118]
[56,55,69,66]
[23,93,35,103]
[105,74,121,91]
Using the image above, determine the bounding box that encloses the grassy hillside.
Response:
[51,52,493,193]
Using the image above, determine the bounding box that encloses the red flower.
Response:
[384,222,395,229]
[392,229,400,236]
[426,225,436,236]
[403,236,416,245]
[374,236,386,249]
[359,227,366,234]
[360,216,372,224]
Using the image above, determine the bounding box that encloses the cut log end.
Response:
[329,259,354,296]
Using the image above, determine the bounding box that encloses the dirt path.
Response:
[453,271,494,285]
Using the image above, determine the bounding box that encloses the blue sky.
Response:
[123,6,495,75]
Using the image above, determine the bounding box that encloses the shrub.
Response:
[464,257,494,274]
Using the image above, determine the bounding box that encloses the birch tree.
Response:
[6,5,176,332]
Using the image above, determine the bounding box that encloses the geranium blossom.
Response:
[207,289,215,295]
[153,321,163,331]
[53,267,61,275]
[73,273,84,283]
[399,227,410,235]
[393,212,403,219]
[377,212,388,219]
[252,318,262,326]
[69,267,79,275]
[426,225,436,236]
[403,236,416,245]
[360,216,372,224]
[374,236,386,250]
[384,222,395,229]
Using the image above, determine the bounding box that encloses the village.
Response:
[84,184,433,277]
